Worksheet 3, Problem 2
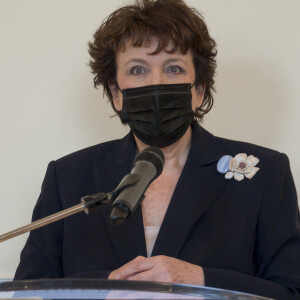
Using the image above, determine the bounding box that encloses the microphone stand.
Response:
[0,192,111,243]
[0,170,141,243]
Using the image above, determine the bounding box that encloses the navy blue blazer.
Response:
[14,124,300,299]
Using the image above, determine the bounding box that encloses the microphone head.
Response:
[133,146,165,177]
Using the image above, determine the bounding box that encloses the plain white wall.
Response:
[0,0,299,278]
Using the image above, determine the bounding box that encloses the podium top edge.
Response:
[0,278,272,300]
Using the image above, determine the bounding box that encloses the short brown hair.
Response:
[89,0,217,122]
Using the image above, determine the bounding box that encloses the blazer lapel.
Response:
[93,132,147,266]
[152,124,228,258]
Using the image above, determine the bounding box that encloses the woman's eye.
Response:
[166,65,185,74]
[129,65,147,75]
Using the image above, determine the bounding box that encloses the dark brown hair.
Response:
[89,0,217,122]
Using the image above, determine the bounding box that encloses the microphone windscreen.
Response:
[133,146,165,177]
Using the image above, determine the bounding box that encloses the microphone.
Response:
[109,146,165,225]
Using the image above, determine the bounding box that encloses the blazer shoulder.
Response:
[216,136,282,158]
[55,133,131,168]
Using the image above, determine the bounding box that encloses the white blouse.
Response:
[144,226,160,257]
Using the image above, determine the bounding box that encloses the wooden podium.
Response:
[0,278,272,299]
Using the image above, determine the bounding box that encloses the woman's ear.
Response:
[108,81,122,111]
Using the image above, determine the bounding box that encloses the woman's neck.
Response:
[134,127,192,173]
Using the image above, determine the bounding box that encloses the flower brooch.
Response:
[217,153,260,181]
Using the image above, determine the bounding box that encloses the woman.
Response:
[14,0,300,299]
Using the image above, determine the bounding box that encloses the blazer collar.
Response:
[188,122,224,167]
[94,123,223,170]
[93,124,227,264]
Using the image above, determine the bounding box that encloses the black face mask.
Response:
[119,83,194,148]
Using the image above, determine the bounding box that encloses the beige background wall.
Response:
[0,0,299,278]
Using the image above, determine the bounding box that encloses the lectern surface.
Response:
[0,278,272,299]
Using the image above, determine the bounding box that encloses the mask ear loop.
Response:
[190,82,201,119]
[115,82,124,94]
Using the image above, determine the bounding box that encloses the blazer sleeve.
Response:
[203,153,300,300]
[14,161,64,280]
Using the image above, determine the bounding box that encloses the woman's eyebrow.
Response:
[164,58,187,65]
[125,58,149,66]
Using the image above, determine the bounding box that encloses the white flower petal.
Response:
[246,155,259,167]
[234,172,244,181]
[244,167,260,179]
[225,172,234,179]
[235,153,247,162]
[229,159,236,171]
